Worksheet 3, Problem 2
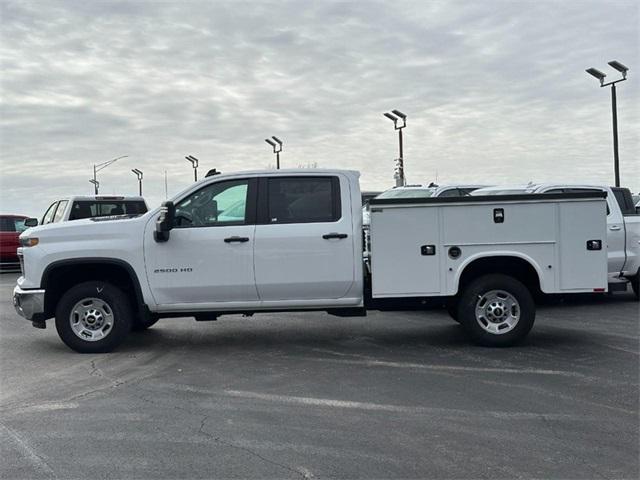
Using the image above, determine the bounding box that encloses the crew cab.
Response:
[13,170,607,353]
[31,196,148,226]
[472,184,639,298]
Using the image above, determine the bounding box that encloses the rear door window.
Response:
[266,177,340,224]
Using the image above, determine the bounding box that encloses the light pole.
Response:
[92,155,128,194]
[265,136,283,169]
[131,169,143,196]
[185,155,199,182]
[586,60,629,187]
[383,110,407,187]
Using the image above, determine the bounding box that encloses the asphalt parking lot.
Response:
[0,271,638,479]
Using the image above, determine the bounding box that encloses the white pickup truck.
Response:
[472,184,640,298]
[31,195,148,226]
[13,169,608,353]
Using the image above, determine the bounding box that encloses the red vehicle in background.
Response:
[0,215,28,270]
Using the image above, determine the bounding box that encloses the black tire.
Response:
[132,317,159,332]
[55,281,132,353]
[632,276,639,300]
[445,298,460,323]
[457,274,535,347]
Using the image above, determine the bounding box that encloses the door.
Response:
[547,187,624,276]
[370,205,441,296]
[144,178,259,306]
[253,175,355,301]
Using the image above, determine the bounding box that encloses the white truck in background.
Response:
[29,196,149,226]
[472,184,640,298]
[13,170,608,353]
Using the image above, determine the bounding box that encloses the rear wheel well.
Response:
[42,261,142,320]
[457,256,541,296]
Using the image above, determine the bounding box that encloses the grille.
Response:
[18,252,24,276]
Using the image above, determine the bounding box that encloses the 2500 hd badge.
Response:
[154,267,193,273]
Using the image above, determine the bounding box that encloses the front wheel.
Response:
[457,274,535,347]
[55,281,132,353]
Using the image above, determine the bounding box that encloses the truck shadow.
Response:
[116,316,607,355]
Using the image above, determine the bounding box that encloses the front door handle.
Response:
[224,236,250,243]
[322,233,348,240]
[609,225,622,231]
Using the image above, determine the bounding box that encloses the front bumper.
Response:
[13,286,45,321]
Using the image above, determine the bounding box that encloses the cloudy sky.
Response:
[1,0,638,216]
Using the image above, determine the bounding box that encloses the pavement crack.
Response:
[0,422,58,478]
[197,415,312,479]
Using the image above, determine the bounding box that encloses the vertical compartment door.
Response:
[370,206,441,297]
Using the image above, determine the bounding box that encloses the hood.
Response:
[20,214,149,242]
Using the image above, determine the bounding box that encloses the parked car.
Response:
[33,196,148,226]
[472,184,639,298]
[376,184,487,199]
[0,215,28,270]
[13,169,607,353]
[362,184,488,230]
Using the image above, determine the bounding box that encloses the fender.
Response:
[41,257,148,319]
[452,251,548,294]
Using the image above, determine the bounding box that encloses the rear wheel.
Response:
[55,281,132,353]
[445,298,460,323]
[457,274,535,347]
[632,276,639,300]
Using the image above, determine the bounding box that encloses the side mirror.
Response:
[154,201,175,242]
[24,218,38,227]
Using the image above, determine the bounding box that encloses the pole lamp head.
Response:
[272,136,283,152]
[185,155,199,168]
[608,60,629,79]
[265,138,277,152]
[586,67,607,86]
[383,112,398,124]
[391,109,406,128]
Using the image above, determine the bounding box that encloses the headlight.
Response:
[20,237,39,247]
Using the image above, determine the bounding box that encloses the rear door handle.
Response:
[322,233,348,240]
[609,225,622,231]
[224,236,250,243]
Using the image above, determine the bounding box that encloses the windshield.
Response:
[377,188,435,199]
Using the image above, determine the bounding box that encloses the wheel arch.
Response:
[41,258,146,320]
[454,253,544,296]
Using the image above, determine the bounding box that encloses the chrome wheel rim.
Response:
[69,297,114,342]
[475,290,520,335]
